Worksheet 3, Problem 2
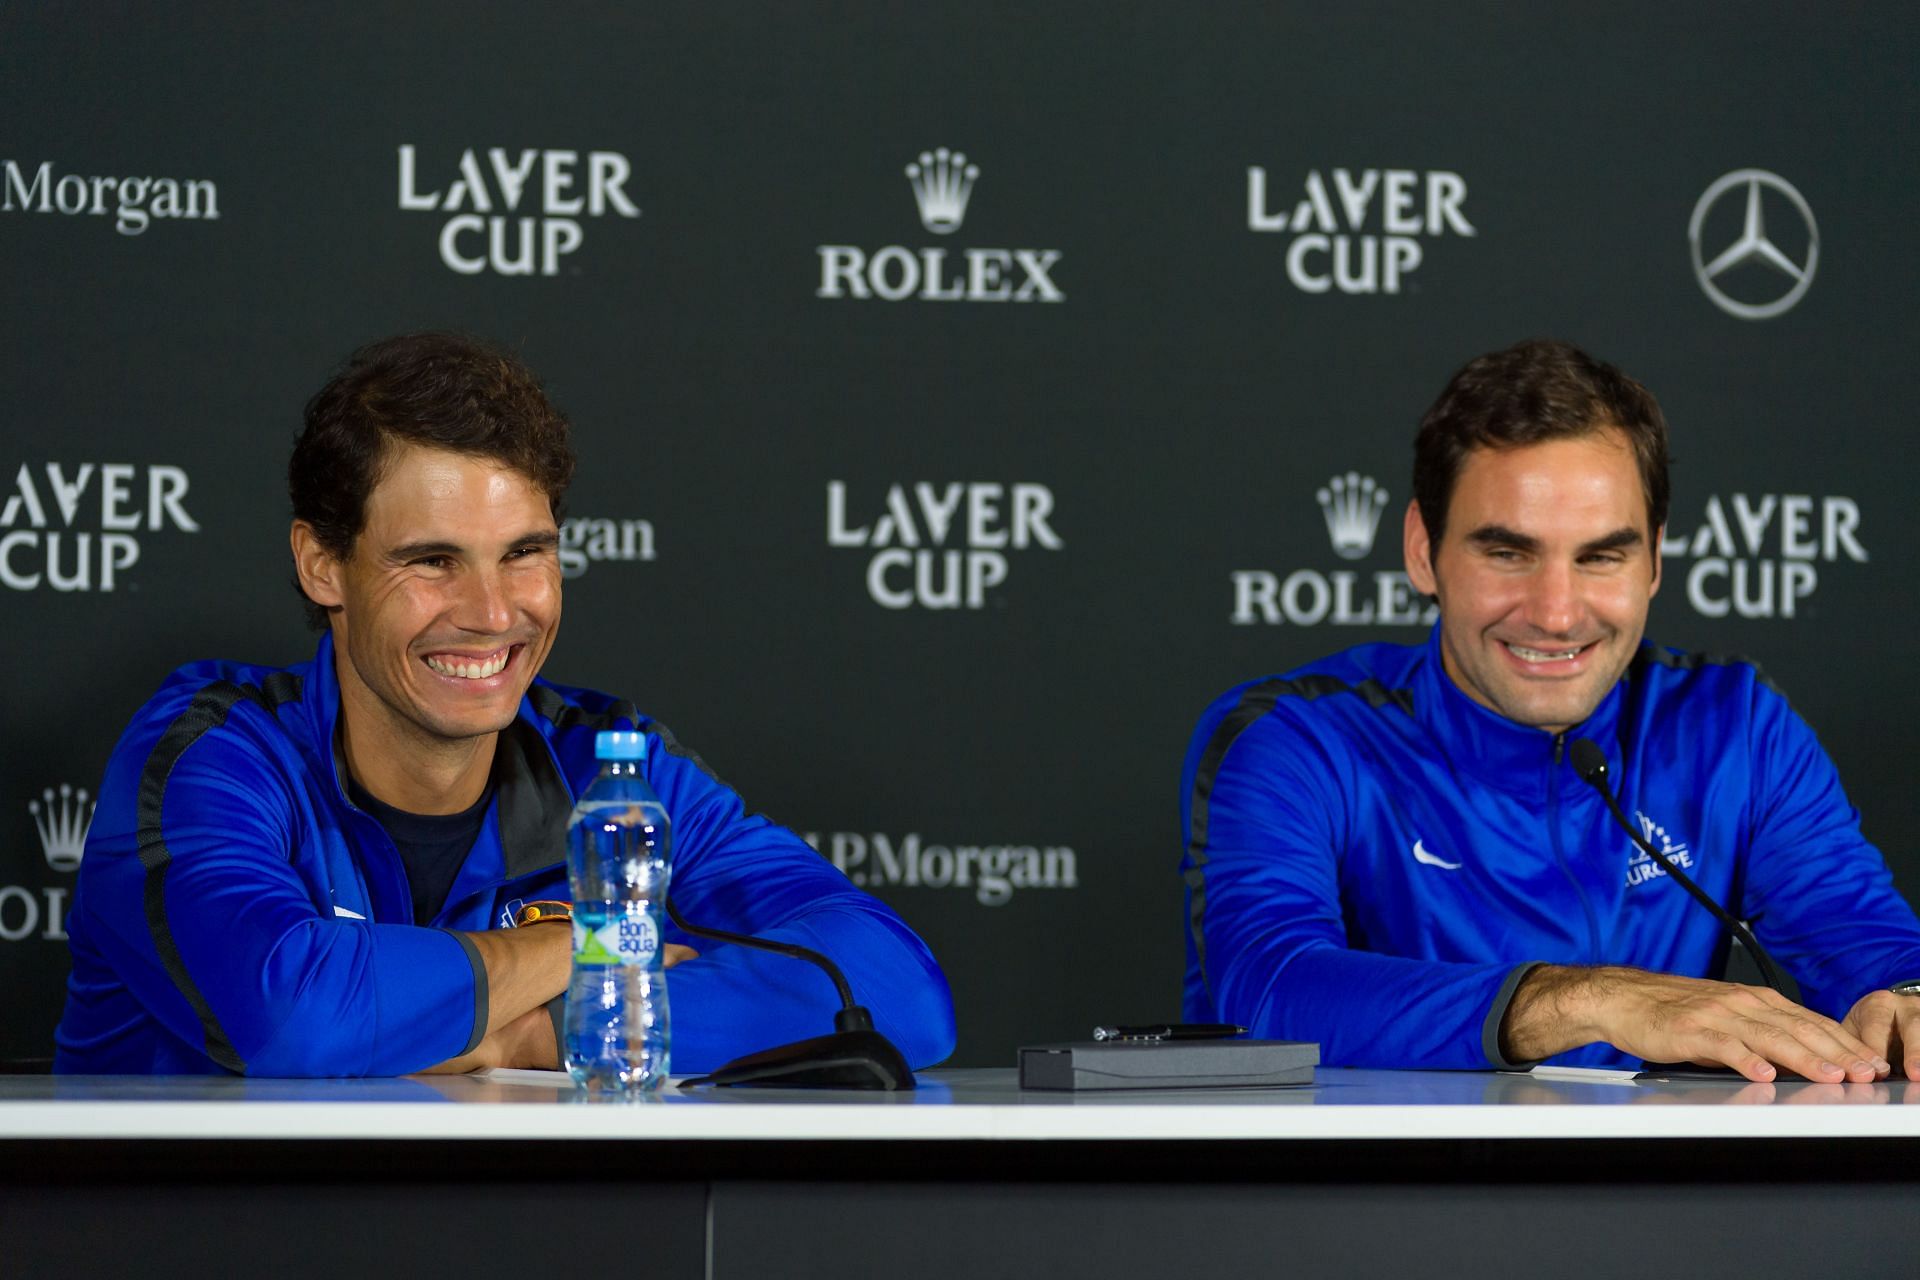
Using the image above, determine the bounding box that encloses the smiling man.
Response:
[1182,339,1920,1082]
[56,332,955,1077]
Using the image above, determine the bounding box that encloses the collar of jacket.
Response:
[1409,622,1626,800]
[301,631,575,881]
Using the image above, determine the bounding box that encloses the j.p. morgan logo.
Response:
[1660,492,1865,619]
[1689,170,1817,321]
[828,481,1062,609]
[1232,471,1436,627]
[397,145,640,276]
[3,160,219,235]
[805,831,1077,906]
[558,515,656,580]
[1247,167,1474,294]
[1,462,199,591]
[817,148,1064,302]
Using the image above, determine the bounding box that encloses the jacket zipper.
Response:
[1547,730,1603,959]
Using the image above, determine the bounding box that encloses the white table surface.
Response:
[3,1067,1917,1141]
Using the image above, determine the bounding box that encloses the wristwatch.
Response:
[1889,978,1920,996]
[513,900,574,927]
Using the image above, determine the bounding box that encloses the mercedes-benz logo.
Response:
[1688,169,1818,320]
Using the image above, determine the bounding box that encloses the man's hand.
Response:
[1840,989,1920,1082]
[461,920,573,1030]
[1502,965,1889,1083]
[422,937,700,1074]
[419,1004,558,1073]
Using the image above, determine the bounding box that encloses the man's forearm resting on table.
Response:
[1500,964,1887,1083]
[424,937,703,1074]
[423,1004,559,1073]
[418,925,569,1074]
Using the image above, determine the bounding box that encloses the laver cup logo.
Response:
[1232,471,1437,627]
[397,145,640,276]
[817,147,1064,302]
[3,160,218,235]
[1,462,198,591]
[1660,492,1866,619]
[828,481,1062,609]
[1247,167,1474,294]
[1625,811,1694,889]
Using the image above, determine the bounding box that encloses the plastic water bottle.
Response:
[564,730,672,1092]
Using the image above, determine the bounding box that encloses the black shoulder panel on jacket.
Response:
[136,674,304,1075]
[525,685,749,813]
[1184,673,1412,999]
[526,684,641,735]
[1631,646,1784,698]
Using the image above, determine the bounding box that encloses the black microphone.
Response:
[1567,739,1788,995]
[665,896,915,1091]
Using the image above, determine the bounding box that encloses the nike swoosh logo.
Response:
[1411,839,1461,871]
[333,906,367,920]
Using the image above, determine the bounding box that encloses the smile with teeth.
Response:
[1504,641,1589,664]
[423,647,513,680]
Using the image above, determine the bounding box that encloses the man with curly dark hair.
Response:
[56,332,955,1077]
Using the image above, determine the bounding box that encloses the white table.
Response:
[4,1068,1917,1278]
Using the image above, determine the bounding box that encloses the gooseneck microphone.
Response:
[1567,738,1788,996]
[665,896,915,1091]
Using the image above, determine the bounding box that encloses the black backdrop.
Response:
[5,2,1914,1067]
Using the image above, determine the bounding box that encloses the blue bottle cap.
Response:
[594,731,646,761]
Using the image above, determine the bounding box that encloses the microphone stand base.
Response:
[694,1028,916,1091]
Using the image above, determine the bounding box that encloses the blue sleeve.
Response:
[73,709,484,1077]
[1742,686,1920,1019]
[643,731,956,1072]
[1182,701,1528,1070]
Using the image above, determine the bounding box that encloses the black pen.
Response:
[1091,1023,1248,1042]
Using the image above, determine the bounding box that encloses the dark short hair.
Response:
[1412,339,1670,547]
[290,332,575,628]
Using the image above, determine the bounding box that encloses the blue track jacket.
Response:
[56,635,956,1076]
[1181,626,1920,1070]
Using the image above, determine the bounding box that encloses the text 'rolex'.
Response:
[818,148,1064,302]
[1231,471,1436,627]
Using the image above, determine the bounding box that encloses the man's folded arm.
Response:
[644,739,957,1072]
[83,746,486,1077]
[659,902,956,1072]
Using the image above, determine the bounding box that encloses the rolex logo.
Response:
[817,148,1061,303]
[30,784,93,873]
[1230,470,1431,628]
[1316,472,1388,560]
[904,147,978,234]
